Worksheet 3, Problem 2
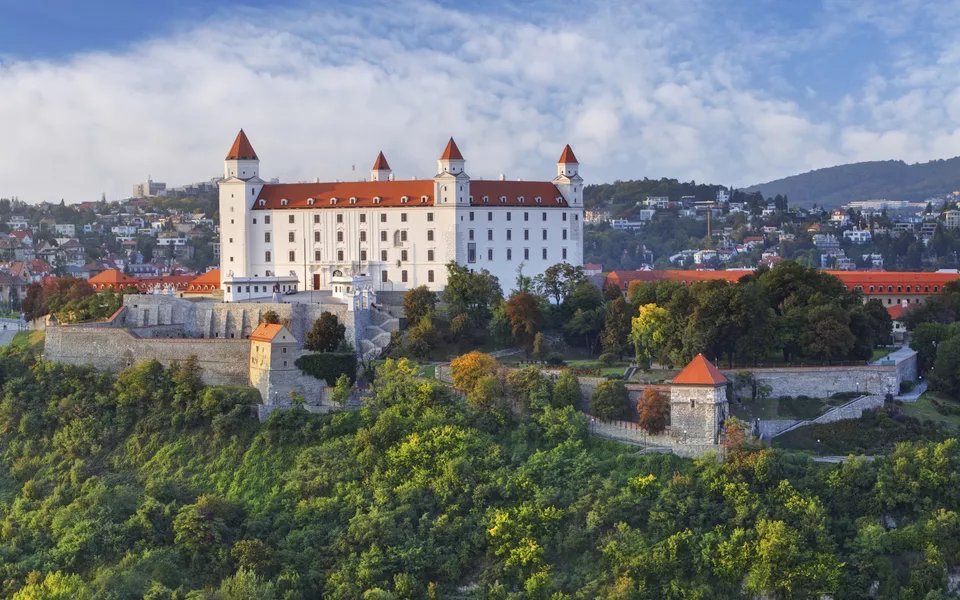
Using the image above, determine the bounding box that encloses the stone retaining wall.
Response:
[721,360,915,398]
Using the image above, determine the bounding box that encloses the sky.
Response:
[2,0,960,203]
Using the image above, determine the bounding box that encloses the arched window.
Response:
[869,285,875,292]
[935,286,940,292]
[925,285,930,292]
[897,285,902,292]
[906,286,911,292]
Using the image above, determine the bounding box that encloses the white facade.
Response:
[843,229,872,244]
[218,132,584,301]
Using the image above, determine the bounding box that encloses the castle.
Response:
[218,131,585,301]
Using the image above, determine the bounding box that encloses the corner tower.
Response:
[219,129,265,301]
[669,354,729,445]
[553,144,582,208]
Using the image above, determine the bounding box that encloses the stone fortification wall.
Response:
[120,296,361,349]
[722,364,910,398]
[761,395,885,440]
[45,325,250,386]
[586,417,721,459]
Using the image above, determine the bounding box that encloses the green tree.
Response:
[803,305,855,363]
[631,303,670,368]
[305,311,346,352]
[403,285,436,325]
[532,332,547,361]
[930,335,960,399]
[564,307,604,353]
[506,292,542,352]
[444,262,502,327]
[534,263,587,305]
[405,316,438,359]
[331,373,353,407]
[602,296,632,358]
[588,379,630,420]
[259,310,280,325]
[552,370,581,408]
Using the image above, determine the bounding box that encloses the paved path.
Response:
[812,455,877,464]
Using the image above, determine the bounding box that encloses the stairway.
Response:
[359,306,400,361]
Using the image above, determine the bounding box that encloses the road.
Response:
[0,320,27,348]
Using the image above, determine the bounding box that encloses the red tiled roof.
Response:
[372,152,390,170]
[254,181,434,210]
[88,270,139,286]
[184,269,221,293]
[250,323,285,342]
[440,137,463,160]
[226,129,257,161]
[606,269,960,296]
[887,304,905,319]
[253,179,569,209]
[470,181,568,207]
[558,144,578,163]
[673,354,728,386]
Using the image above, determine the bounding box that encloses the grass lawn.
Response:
[10,330,44,354]
[566,359,631,377]
[871,347,894,362]
[418,365,436,379]
[730,395,847,422]
[899,392,960,433]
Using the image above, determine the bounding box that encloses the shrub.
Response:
[295,352,357,385]
[599,353,618,366]
[553,370,582,408]
[545,354,565,367]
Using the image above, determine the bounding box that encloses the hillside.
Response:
[1,344,960,597]
[744,156,960,208]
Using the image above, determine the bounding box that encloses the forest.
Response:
[0,339,957,598]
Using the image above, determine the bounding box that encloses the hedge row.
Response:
[294,352,357,385]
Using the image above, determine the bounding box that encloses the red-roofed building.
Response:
[218,131,585,301]
[88,269,194,294]
[184,269,221,296]
[670,354,730,445]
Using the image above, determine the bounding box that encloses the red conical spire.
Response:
[440,137,464,160]
[226,129,258,160]
[558,144,578,164]
[372,151,391,170]
[672,354,727,386]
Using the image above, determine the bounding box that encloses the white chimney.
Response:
[388,173,395,181]
[412,176,417,180]
[499,173,505,181]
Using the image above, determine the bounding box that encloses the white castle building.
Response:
[218,131,584,301]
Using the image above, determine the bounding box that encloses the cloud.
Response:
[2,0,960,201]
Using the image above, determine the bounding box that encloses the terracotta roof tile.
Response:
[440,137,463,160]
[372,152,390,170]
[226,129,258,161]
[558,144,578,163]
[672,354,728,386]
[250,323,285,342]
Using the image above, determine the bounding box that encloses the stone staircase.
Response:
[359,306,400,361]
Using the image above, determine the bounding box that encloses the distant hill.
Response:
[743,157,960,209]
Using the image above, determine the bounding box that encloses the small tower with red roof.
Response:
[553,144,582,208]
[370,151,392,182]
[669,354,729,445]
[434,137,470,207]
[223,129,260,181]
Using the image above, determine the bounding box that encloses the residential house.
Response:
[53,223,76,237]
[57,239,86,266]
[843,229,872,244]
[9,231,33,246]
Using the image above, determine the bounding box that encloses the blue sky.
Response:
[1,0,959,202]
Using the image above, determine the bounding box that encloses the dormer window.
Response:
[517,196,524,204]
[468,196,474,203]
[349,197,357,204]
[258,199,266,207]
[420,195,429,203]
[482,195,489,203]
[534,196,542,204]
[280,199,289,206]
[401,197,408,204]
[555,197,563,203]
[307,198,315,206]
[330,198,338,205]
[499,196,507,203]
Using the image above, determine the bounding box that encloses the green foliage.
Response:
[552,370,582,408]
[304,312,346,352]
[294,352,357,385]
[3,346,960,598]
[402,285,436,325]
[443,262,503,328]
[588,379,630,420]
[259,310,280,325]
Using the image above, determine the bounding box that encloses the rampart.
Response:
[45,325,251,387]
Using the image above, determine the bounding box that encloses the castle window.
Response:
[427,249,434,261]
[935,286,940,292]
[360,231,367,242]
[542,248,547,260]
[288,215,294,224]
[535,197,542,204]
[381,214,387,223]
[288,251,295,261]
[427,212,433,222]
[381,231,387,242]
[280,199,288,206]
[258,199,266,206]
[360,250,367,261]
[524,212,529,221]
[288,231,295,242]
[330,198,338,205]
[401,250,408,261]
[562,248,567,260]
[906,285,911,292]
[307,198,315,205]
[507,213,512,222]
[400,231,408,242]
[265,251,271,262]
[427,230,434,241]
[376,197,384,204]
[542,229,547,240]
[483,196,489,204]
[897,285,902,292]
[562,212,567,221]
[382,271,388,282]
[428,270,434,283]
[869,285,874,292]
[488,248,493,260]
[507,230,512,241]
[556,197,563,203]
[315,250,321,261]
[925,285,930,292]
[381,250,387,261]
[401,213,407,222]
[524,248,530,260]
[507,248,512,260]
[469,229,474,241]
[690,400,695,408]
[349,197,357,204]
[336,214,343,224]
[562,229,567,240]
[401,270,408,283]
[500,196,507,203]
[315,231,321,242]
[337,250,344,261]
[421,195,429,203]
[337,231,344,242]
[265,216,270,224]
[488,230,493,241]
[518,196,524,204]
[469,196,473,203]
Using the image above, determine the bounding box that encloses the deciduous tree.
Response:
[449,351,499,394]
[506,292,542,352]
[588,379,630,420]
[403,285,436,325]
[305,312,346,352]
[636,388,669,434]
